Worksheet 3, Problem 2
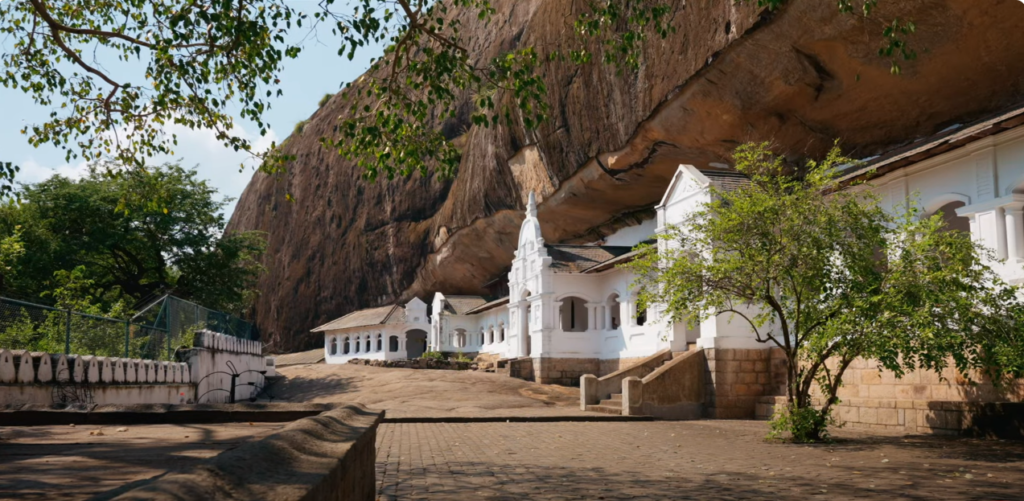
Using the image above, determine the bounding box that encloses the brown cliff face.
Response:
[228,0,1024,353]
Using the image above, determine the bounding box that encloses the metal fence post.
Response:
[124,321,130,358]
[64,309,72,355]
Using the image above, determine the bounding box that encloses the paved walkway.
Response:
[375,420,1024,500]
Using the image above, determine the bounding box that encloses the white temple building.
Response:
[314,104,1024,387]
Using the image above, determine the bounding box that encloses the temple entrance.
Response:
[405,329,428,359]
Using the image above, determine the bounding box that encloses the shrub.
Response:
[767,404,839,443]
[422,350,445,361]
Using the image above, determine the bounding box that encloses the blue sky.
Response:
[0,1,384,219]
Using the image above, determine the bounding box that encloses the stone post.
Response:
[580,374,598,409]
[623,376,643,416]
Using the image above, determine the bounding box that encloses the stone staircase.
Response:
[587,393,623,415]
[584,350,692,415]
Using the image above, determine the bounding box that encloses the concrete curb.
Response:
[0,402,335,426]
[382,414,656,423]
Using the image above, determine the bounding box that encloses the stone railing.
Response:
[621,349,705,419]
[193,330,262,355]
[0,349,191,385]
[580,348,672,408]
[0,349,194,406]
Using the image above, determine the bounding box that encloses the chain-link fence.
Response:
[132,294,257,343]
[0,297,172,359]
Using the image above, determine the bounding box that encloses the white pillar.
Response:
[1004,203,1024,262]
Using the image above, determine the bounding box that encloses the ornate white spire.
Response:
[527,191,537,218]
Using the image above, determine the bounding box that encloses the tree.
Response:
[0,163,266,315]
[0,0,913,188]
[626,143,1024,441]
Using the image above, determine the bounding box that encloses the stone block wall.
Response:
[754,352,1024,435]
[599,356,646,378]
[533,357,599,386]
[703,348,775,419]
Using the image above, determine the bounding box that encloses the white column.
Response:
[1004,203,1024,262]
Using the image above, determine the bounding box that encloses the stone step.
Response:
[585,404,622,415]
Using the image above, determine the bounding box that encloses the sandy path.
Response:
[271,363,589,418]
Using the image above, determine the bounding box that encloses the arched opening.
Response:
[637,305,647,326]
[388,335,399,353]
[343,336,351,355]
[376,333,383,352]
[498,325,505,343]
[353,335,360,354]
[606,293,621,330]
[487,328,494,345]
[329,336,338,356]
[364,336,371,353]
[559,296,589,332]
[405,329,428,358]
[931,201,970,233]
[454,328,467,348]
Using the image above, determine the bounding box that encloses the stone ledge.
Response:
[106,404,383,501]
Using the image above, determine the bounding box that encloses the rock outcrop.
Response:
[228,0,1024,353]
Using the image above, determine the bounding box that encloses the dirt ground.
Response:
[271,363,585,418]
[0,422,285,500]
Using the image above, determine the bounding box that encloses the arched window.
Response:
[607,294,621,330]
[389,335,399,352]
[354,335,360,353]
[376,333,383,352]
[329,336,338,356]
[343,337,351,355]
[365,336,371,352]
[931,201,970,233]
[498,325,505,343]
[559,296,589,332]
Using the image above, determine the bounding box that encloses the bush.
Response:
[454,351,471,363]
[767,404,839,443]
[318,93,334,107]
[422,350,445,361]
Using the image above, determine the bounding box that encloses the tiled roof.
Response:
[702,170,750,192]
[443,295,490,315]
[839,102,1024,183]
[545,245,635,274]
[463,296,510,315]
[311,304,401,332]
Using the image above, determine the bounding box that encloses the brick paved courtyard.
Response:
[375,420,1024,500]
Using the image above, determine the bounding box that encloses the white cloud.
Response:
[17,158,91,184]
[15,122,276,218]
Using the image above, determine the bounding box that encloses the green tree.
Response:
[626,143,1024,441]
[0,163,266,315]
[1,0,910,187]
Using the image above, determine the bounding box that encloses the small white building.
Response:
[316,105,1024,386]
[313,298,430,364]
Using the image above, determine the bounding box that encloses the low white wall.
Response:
[184,331,266,404]
[0,330,267,406]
